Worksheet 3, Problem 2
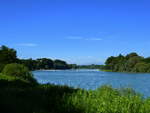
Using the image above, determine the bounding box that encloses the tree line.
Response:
[2,45,150,73]
[103,52,150,73]
[19,58,71,70]
[77,64,104,69]
[0,45,72,71]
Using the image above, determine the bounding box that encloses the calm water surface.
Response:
[33,69,150,97]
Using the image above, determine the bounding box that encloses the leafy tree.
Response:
[143,57,150,64]
[146,64,150,72]
[20,58,70,70]
[0,45,73,71]
[126,52,139,59]
[54,60,69,69]
[104,52,150,73]
[0,45,17,71]
[133,62,149,73]
[36,58,54,69]
[19,58,37,70]
[2,63,37,83]
[69,64,78,69]
[105,56,117,70]
[125,56,143,72]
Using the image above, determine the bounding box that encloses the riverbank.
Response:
[1,73,150,113]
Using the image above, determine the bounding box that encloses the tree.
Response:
[105,56,117,70]
[19,58,37,70]
[0,45,17,71]
[143,57,150,64]
[2,63,37,83]
[125,56,143,72]
[104,52,149,73]
[133,62,149,73]
[36,58,54,69]
[54,60,69,69]
[126,52,139,59]
[69,64,78,69]
[0,45,74,71]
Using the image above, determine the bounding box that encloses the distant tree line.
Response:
[19,58,71,70]
[103,52,150,73]
[0,45,71,71]
[77,64,104,69]
[2,45,150,73]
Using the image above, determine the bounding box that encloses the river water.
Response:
[33,69,150,97]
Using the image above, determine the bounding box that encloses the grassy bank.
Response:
[1,73,150,113]
[68,86,150,113]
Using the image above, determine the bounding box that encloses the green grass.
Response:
[67,86,150,113]
[0,73,150,113]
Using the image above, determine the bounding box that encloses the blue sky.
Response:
[0,0,150,64]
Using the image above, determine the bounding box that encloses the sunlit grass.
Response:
[67,85,150,113]
[0,74,150,113]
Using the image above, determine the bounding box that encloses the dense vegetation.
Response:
[2,63,37,84]
[68,86,150,113]
[0,73,78,113]
[0,45,71,71]
[103,52,150,73]
[0,45,18,71]
[1,73,150,113]
[19,58,71,70]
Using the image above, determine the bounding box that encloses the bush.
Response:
[67,86,150,113]
[2,63,37,84]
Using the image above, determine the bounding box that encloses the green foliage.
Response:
[0,74,150,113]
[36,58,54,69]
[54,59,69,69]
[133,63,150,73]
[0,73,37,88]
[126,52,139,59]
[19,58,71,70]
[0,74,79,113]
[0,45,71,71]
[69,64,78,69]
[143,57,150,63]
[19,58,37,70]
[0,45,17,71]
[104,52,150,73]
[2,63,37,84]
[67,86,150,113]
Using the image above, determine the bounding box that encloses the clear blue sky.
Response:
[0,0,150,65]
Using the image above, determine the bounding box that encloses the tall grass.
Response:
[67,85,150,113]
[0,74,150,113]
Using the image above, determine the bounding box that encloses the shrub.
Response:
[2,63,37,84]
[67,85,150,113]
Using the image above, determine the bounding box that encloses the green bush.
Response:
[67,85,150,113]
[2,63,37,84]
